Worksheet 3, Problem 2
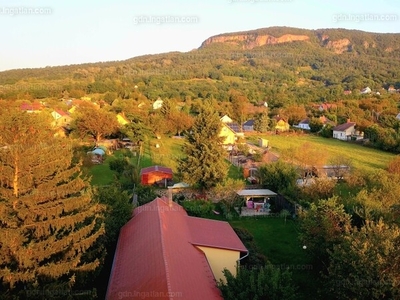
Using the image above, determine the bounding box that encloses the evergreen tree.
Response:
[0,111,105,292]
[253,112,270,133]
[178,105,228,189]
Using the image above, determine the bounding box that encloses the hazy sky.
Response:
[0,0,399,71]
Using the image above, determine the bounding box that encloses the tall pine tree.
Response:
[178,105,228,189]
[0,110,105,291]
[254,112,270,133]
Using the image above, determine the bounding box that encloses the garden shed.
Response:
[140,165,173,186]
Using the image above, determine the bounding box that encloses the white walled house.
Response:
[332,122,356,141]
[296,118,311,130]
[152,98,163,110]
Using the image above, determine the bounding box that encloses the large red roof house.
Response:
[106,196,248,300]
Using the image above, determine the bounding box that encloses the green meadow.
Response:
[88,133,396,185]
[248,133,396,173]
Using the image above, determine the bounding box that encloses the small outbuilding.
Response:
[140,165,173,186]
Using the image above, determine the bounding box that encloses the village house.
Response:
[295,118,311,130]
[274,116,290,132]
[242,119,255,132]
[295,115,334,130]
[313,103,337,112]
[332,120,357,141]
[20,102,44,113]
[51,109,71,127]
[152,97,163,110]
[106,196,247,300]
[219,123,237,149]
[220,114,233,123]
[360,87,372,94]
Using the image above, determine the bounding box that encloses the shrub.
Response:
[181,199,215,217]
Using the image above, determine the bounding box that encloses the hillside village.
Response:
[1,26,400,300]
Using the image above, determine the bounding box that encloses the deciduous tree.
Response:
[326,219,400,299]
[72,107,119,146]
[258,161,297,194]
[387,155,400,175]
[309,118,323,133]
[299,197,351,271]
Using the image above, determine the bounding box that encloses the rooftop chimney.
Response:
[168,187,173,208]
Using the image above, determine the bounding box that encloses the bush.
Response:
[218,264,297,300]
[135,185,158,205]
[216,200,240,220]
[233,227,267,268]
[181,199,215,217]
[109,157,126,175]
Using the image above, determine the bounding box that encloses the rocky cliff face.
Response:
[200,33,310,49]
[323,38,352,54]
[200,27,400,55]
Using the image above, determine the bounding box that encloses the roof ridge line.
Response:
[156,198,174,300]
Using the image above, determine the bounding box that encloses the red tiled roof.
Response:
[274,116,287,122]
[188,217,247,252]
[140,165,173,175]
[54,109,69,116]
[333,122,356,131]
[106,197,246,300]
[20,102,42,111]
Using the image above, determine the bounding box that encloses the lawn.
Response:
[88,137,186,185]
[229,217,319,300]
[227,161,244,180]
[88,156,116,186]
[88,132,396,186]
[144,136,185,172]
[247,133,395,173]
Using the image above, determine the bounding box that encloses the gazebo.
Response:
[236,189,277,216]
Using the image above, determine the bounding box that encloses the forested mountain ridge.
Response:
[200,26,400,55]
[0,26,399,110]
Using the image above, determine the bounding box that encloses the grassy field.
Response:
[230,217,318,299]
[88,133,396,185]
[88,156,117,186]
[247,132,395,173]
[144,136,185,172]
[88,136,186,185]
